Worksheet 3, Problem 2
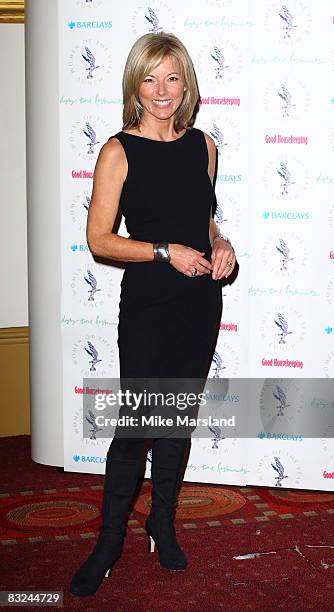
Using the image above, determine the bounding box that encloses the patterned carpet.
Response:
[2,480,334,545]
[1,436,334,611]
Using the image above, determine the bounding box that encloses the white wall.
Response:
[0,24,28,328]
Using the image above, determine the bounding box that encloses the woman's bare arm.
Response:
[203,133,221,245]
[86,138,154,262]
[204,132,235,278]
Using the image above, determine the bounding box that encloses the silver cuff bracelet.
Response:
[153,243,171,262]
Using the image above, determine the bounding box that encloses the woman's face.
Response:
[138,54,185,123]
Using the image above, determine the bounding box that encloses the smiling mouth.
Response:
[153,99,172,106]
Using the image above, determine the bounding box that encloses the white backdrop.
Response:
[57,0,334,490]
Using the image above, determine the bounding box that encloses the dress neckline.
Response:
[119,128,190,143]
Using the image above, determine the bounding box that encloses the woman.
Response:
[70,31,236,597]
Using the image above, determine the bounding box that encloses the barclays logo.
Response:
[262,211,310,220]
[258,432,303,442]
[217,174,242,183]
[72,453,106,463]
[70,243,89,252]
[68,20,112,29]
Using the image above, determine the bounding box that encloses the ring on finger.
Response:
[227,261,233,268]
[191,268,197,277]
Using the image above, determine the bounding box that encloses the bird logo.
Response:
[84,269,101,302]
[276,238,294,271]
[215,204,227,226]
[82,46,100,79]
[274,312,293,345]
[85,409,103,440]
[277,162,295,196]
[278,84,295,118]
[83,121,100,154]
[84,340,102,371]
[210,46,229,79]
[212,350,226,378]
[83,195,91,211]
[210,124,227,156]
[271,456,288,487]
[208,425,225,449]
[273,385,291,417]
[145,7,162,33]
[279,5,297,39]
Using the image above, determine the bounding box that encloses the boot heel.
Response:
[147,534,155,553]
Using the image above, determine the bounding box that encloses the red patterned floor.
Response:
[1,435,334,610]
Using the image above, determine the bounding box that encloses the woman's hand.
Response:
[211,237,236,280]
[168,244,213,277]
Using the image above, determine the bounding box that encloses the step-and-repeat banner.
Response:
[59,0,334,489]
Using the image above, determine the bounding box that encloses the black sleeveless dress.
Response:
[112,127,222,379]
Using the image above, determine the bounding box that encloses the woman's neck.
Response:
[133,116,180,141]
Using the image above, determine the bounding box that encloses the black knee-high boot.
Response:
[70,437,146,597]
[145,437,189,571]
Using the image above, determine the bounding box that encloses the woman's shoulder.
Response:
[95,135,127,178]
[99,133,126,159]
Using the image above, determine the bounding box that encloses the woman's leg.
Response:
[100,436,147,535]
[146,437,189,570]
[70,436,147,596]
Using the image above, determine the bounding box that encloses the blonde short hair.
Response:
[122,32,199,132]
